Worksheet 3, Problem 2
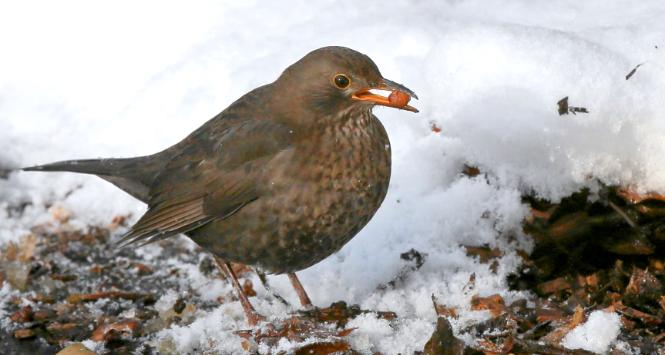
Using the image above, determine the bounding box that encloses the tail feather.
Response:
[23,157,159,202]
[24,158,130,175]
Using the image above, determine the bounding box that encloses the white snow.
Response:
[562,310,622,354]
[153,306,247,354]
[1,0,664,353]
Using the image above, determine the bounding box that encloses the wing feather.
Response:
[116,198,211,247]
[116,117,293,248]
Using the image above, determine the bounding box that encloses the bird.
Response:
[24,46,419,325]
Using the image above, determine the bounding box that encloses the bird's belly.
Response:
[194,166,390,273]
[192,124,391,273]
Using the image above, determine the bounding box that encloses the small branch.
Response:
[608,201,637,228]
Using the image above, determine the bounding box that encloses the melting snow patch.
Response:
[562,310,621,354]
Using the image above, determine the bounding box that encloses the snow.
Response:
[1,0,664,353]
[562,310,622,354]
[153,306,246,354]
[347,313,435,354]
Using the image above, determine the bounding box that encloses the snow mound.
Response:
[562,310,622,354]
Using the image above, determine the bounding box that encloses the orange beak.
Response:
[352,78,419,113]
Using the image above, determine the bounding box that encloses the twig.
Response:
[608,201,637,228]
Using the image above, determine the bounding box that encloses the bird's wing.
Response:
[117,118,293,247]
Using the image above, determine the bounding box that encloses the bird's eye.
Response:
[333,74,351,89]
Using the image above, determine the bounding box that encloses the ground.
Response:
[2,184,665,354]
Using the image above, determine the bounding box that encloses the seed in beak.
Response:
[388,90,411,108]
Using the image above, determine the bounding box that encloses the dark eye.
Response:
[333,74,351,89]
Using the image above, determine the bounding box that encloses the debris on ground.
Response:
[2,182,665,353]
[0,216,400,354]
[557,96,589,116]
[416,176,665,354]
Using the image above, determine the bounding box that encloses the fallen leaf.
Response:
[10,306,33,323]
[614,302,662,326]
[294,341,350,355]
[464,245,503,263]
[541,306,585,343]
[243,279,257,297]
[462,165,480,177]
[471,294,506,317]
[432,294,458,319]
[616,187,665,204]
[17,234,37,262]
[50,205,72,224]
[67,290,155,304]
[423,317,467,355]
[13,328,36,339]
[91,318,141,341]
[624,267,662,304]
[537,277,571,295]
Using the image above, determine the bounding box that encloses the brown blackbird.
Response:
[24,46,418,325]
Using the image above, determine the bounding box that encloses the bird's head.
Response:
[275,46,418,119]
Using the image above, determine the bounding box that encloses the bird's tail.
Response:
[23,156,158,202]
[23,158,140,176]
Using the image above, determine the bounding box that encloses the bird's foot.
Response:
[235,302,396,351]
[213,256,266,327]
[255,269,291,307]
[245,311,267,327]
[235,314,352,351]
[287,272,313,309]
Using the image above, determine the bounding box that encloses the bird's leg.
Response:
[287,272,313,308]
[213,256,265,326]
[255,269,290,306]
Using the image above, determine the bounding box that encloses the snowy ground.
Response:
[1,1,665,353]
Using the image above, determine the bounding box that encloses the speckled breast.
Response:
[192,112,391,274]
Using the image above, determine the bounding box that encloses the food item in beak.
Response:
[388,90,411,108]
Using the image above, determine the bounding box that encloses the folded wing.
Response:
[117,118,293,247]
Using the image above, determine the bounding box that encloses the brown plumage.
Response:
[24,46,418,323]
